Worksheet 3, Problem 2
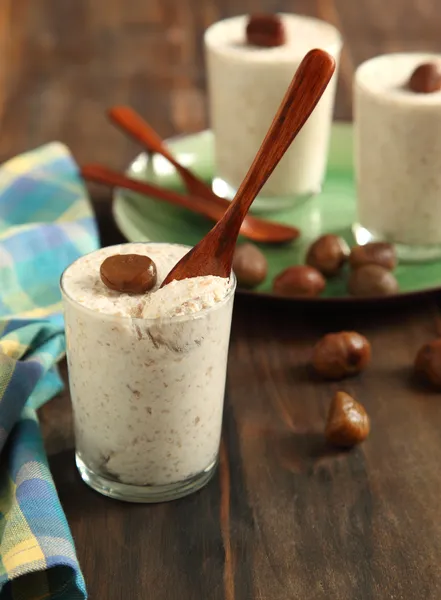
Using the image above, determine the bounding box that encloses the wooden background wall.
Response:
[1,0,439,167]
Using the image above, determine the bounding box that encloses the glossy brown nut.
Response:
[414,339,441,388]
[100,254,157,294]
[306,234,350,277]
[349,242,397,271]
[348,264,399,297]
[246,13,286,47]
[408,62,441,94]
[232,243,268,289]
[325,391,370,448]
[312,331,371,380]
[273,265,325,298]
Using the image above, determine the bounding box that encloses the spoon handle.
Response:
[226,49,336,229]
[108,106,175,162]
[107,105,207,196]
[80,163,224,220]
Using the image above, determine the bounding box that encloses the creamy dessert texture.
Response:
[62,243,234,488]
[355,53,441,247]
[205,13,341,201]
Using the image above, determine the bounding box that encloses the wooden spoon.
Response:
[108,105,214,202]
[106,105,299,244]
[161,48,335,287]
[80,164,300,244]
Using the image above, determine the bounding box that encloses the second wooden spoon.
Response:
[161,48,336,287]
[106,105,299,244]
[107,105,213,202]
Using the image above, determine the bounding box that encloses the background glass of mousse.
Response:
[60,242,236,503]
[204,13,342,212]
[354,53,441,262]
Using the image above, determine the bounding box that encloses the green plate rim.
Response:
[113,124,441,305]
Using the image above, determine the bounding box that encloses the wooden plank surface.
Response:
[1,0,441,169]
[41,238,441,598]
[6,0,441,597]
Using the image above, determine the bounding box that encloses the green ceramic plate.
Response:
[113,123,441,303]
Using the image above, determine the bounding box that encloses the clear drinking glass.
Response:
[354,53,441,262]
[60,245,236,503]
[204,13,342,212]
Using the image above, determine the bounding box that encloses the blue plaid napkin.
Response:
[0,142,99,598]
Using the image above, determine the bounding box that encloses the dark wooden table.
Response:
[39,200,441,599]
[8,0,441,597]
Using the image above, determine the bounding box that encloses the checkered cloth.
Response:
[0,142,99,598]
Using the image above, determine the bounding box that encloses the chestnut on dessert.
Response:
[100,254,157,294]
[246,13,286,48]
[408,62,441,94]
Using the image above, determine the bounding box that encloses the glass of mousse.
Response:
[204,13,342,211]
[354,53,441,262]
[61,242,236,502]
